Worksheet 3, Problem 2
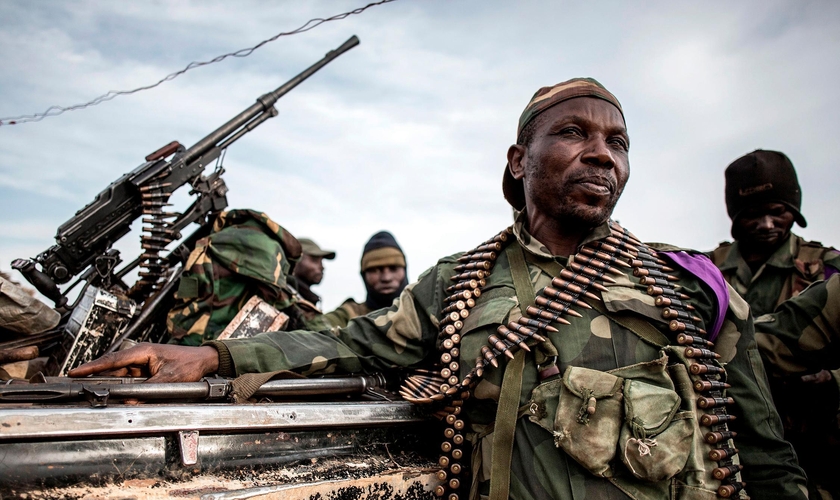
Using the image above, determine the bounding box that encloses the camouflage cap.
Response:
[297,238,336,260]
[503,77,624,210]
[724,149,807,228]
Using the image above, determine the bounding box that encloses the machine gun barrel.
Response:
[0,373,386,406]
[182,35,359,165]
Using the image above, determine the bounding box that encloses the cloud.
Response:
[1,0,839,311]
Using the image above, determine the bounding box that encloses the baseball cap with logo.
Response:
[297,238,336,260]
[724,149,807,228]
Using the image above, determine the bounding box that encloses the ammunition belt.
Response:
[135,178,177,295]
[399,222,744,500]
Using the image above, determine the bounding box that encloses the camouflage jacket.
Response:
[323,299,371,329]
[710,233,840,317]
[755,274,840,378]
[166,210,329,345]
[754,273,840,500]
[208,219,806,500]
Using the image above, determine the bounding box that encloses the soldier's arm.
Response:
[208,263,447,377]
[716,289,809,499]
[755,274,840,377]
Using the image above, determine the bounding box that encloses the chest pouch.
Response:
[619,376,693,481]
[530,365,624,477]
[529,351,695,482]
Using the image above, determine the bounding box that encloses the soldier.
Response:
[289,237,336,308]
[710,150,840,316]
[710,150,840,499]
[73,78,806,499]
[324,231,408,328]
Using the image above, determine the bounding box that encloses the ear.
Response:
[507,144,526,180]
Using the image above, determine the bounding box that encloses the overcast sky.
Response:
[1,0,838,312]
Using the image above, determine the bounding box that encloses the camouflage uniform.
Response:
[207,217,806,500]
[710,233,840,317]
[166,210,329,346]
[712,234,840,499]
[755,274,840,378]
[323,299,371,329]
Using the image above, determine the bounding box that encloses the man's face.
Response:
[363,265,406,296]
[293,253,325,285]
[732,202,795,249]
[509,97,630,228]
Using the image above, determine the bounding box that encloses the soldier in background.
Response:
[289,238,336,308]
[709,149,840,499]
[324,231,407,328]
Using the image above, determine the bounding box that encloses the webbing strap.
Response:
[506,243,536,315]
[488,244,533,500]
[489,349,526,500]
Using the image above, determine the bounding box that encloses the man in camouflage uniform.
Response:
[709,150,840,498]
[324,231,408,328]
[74,79,806,499]
[289,237,336,308]
[166,210,329,345]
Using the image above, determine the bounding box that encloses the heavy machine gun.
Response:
[8,35,360,375]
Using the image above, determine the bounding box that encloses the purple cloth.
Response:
[660,251,729,342]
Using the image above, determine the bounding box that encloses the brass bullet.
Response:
[712,464,743,480]
[684,347,719,359]
[569,262,618,283]
[708,447,738,461]
[700,413,736,426]
[481,346,499,368]
[689,363,725,375]
[694,380,731,392]
[542,286,593,309]
[474,242,503,253]
[559,269,610,292]
[676,333,713,347]
[453,261,492,272]
[593,241,637,260]
[518,316,560,332]
[697,396,734,409]
[549,278,601,301]
[670,320,706,335]
[717,482,745,498]
[535,296,584,317]
[705,430,737,445]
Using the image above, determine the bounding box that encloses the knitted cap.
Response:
[724,149,806,228]
[361,231,406,272]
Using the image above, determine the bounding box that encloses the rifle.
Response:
[0,373,389,407]
[9,36,360,375]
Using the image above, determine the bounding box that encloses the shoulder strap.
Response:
[489,244,532,500]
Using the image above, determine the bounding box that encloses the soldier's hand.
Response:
[68,344,220,383]
[800,369,832,384]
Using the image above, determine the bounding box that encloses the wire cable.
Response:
[0,0,396,126]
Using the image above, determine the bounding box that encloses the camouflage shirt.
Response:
[710,233,840,317]
[755,274,840,378]
[323,299,372,329]
[209,218,806,500]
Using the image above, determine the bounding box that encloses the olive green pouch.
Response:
[619,377,694,481]
[530,365,624,477]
